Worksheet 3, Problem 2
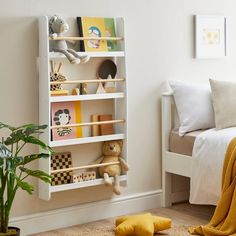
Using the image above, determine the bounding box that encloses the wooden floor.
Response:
[33,203,215,236]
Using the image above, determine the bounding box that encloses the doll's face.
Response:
[58,113,70,125]
[87,27,101,48]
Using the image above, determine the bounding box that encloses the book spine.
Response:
[76,17,85,52]
[91,115,100,136]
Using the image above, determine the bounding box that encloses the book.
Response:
[99,114,114,135]
[51,101,83,141]
[104,18,118,51]
[91,114,100,136]
[77,17,108,52]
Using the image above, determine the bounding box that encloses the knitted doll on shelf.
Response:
[49,15,89,64]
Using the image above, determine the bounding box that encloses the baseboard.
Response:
[171,190,189,203]
[10,189,162,235]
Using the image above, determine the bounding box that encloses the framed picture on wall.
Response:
[195,15,227,58]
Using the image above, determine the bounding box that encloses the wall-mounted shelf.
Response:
[49,51,125,59]
[38,16,127,200]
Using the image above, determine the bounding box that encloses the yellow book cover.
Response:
[75,101,83,138]
[78,17,108,52]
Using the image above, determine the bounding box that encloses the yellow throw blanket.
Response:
[189,137,236,236]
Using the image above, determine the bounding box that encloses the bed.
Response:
[161,92,193,207]
[161,91,236,207]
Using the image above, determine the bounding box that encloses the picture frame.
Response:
[51,101,83,141]
[195,15,227,59]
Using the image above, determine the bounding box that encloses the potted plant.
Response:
[0,122,51,236]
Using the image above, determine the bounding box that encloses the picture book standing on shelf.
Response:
[77,17,118,52]
[51,101,83,141]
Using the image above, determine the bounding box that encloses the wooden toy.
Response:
[50,90,69,96]
[99,114,114,135]
[82,171,96,181]
[50,61,67,91]
[72,88,80,95]
[96,82,106,94]
[104,75,116,93]
[72,173,83,183]
[80,83,88,95]
[96,59,117,93]
[51,152,73,186]
[91,115,100,136]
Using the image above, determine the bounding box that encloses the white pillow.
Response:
[210,79,236,129]
[169,80,215,136]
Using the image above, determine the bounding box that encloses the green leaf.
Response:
[4,130,25,145]
[0,122,16,131]
[16,178,34,195]
[0,143,12,158]
[12,156,24,167]
[22,136,52,152]
[19,167,51,183]
[23,124,48,136]
[16,153,49,167]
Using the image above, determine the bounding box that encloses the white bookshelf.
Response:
[38,16,128,200]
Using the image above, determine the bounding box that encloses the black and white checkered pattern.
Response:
[51,152,72,186]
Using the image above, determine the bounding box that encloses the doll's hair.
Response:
[53,109,71,125]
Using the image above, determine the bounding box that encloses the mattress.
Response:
[169,129,205,156]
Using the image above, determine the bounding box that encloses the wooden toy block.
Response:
[80,83,88,95]
[99,114,114,135]
[72,173,83,183]
[91,115,100,136]
[104,75,116,93]
[72,175,79,183]
[50,90,69,96]
[72,88,80,95]
[82,171,96,181]
[96,82,106,94]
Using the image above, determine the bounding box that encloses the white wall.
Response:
[0,0,235,219]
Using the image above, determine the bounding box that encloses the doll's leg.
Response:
[104,173,112,186]
[67,49,90,64]
[113,175,121,195]
[56,49,80,64]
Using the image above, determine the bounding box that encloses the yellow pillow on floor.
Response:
[115,213,171,236]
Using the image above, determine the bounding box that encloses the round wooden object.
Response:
[97,60,117,79]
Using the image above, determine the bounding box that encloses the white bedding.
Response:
[189,127,236,205]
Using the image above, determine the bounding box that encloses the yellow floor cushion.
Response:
[115,212,171,236]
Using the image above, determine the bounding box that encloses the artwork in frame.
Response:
[195,15,227,58]
[51,101,83,141]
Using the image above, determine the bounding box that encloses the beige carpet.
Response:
[34,219,190,236]
[34,203,214,236]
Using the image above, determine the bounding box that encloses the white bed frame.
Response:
[162,92,193,207]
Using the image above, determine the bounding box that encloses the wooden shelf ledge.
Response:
[51,161,120,174]
[50,175,127,193]
[50,78,125,85]
[49,36,123,41]
[51,119,125,130]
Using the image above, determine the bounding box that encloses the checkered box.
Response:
[51,152,73,186]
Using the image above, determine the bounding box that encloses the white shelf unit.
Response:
[38,16,128,200]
